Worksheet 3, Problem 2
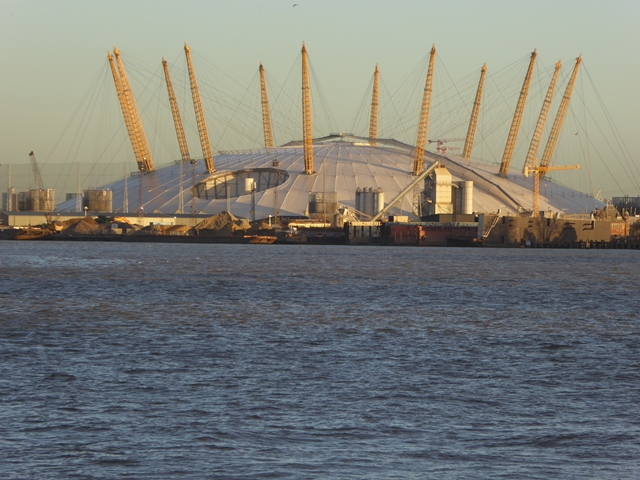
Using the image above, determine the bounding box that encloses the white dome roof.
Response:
[55,135,604,218]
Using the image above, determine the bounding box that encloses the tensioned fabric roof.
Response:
[55,135,604,218]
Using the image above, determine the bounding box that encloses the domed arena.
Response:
[56,134,604,219]
[51,43,615,229]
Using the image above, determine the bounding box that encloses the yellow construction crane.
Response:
[498,49,536,177]
[413,45,436,176]
[162,58,191,162]
[529,163,581,216]
[259,63,275,149]
[525,56,582,216]
[301,42,314,174]
[184,43,214,173]
[108,49,154,173]
[369,64,379,147]
[462,64,486,160]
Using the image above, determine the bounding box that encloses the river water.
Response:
[1,242,639,478]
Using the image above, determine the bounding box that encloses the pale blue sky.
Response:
[1,0,639,197]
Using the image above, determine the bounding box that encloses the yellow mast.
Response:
[301,42,314,174]
[531,56,583,216]
[369,64,379,146]
[462,63,486,160]
[184,43,214,173]
[412,44,436,176]
[113,48,154,172]
[498,49,537,177]
[259,63,275,149]
[108,52,142,171]
[162,58,191,162]
[539,56,582,171]
[523,60,562,177]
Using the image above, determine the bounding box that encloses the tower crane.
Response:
[528,163,581,216]
[428,138,464,155]
[28,151,53,224]
[29,151,44,191]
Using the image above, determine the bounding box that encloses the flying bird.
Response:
[293,3,298,6]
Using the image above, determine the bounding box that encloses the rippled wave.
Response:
[1,242,639,478]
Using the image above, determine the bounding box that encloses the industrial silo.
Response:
[18,189,55,212]
[308,191,338,219]
[356,187,384,217]
[83,189,113,213]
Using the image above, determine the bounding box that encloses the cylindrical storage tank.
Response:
[356,188,384,217]
[83,189,113,213]
[461,181,473,214]
[374,189,384,214]
[40,189,55,212]
[367,188,376,216]
[17,191,27,211]
[22,189,55,211]
[361,188,370,216]
[6,187,17,212]
[308,192,338,217]
[355,188,363,213]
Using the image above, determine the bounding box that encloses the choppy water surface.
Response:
[1,242,639,478]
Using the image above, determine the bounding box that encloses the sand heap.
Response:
[194,211,251,236]
[60,217,107,235]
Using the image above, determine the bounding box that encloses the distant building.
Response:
[612,196,640,216]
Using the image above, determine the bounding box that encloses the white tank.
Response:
[355,188,384,217]
[461,181,474,214]
[375,189,384,214]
